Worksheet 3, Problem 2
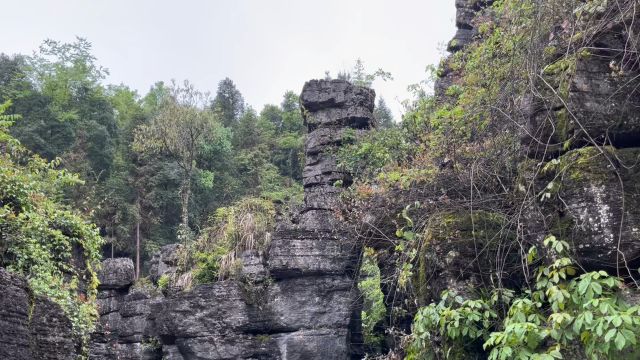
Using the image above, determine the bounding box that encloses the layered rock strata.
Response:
[519,5,640,276]
[90,79,374,359]
[0,268,75,360]
[89,258,163,359]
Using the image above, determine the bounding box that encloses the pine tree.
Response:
[211,77,245,128]
[374,97,395,128]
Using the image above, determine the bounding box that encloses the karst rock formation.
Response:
[87,79,374,360]
[1,1,640,359]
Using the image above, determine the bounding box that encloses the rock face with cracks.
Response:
[0,268,75,360]
[89,79,374,359]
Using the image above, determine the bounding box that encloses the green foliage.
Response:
[157,274,170,291]
[27,37,108,122]
[180,197,276,283]
[192,245,232,284]
[211,77,245,128]
[330,58,393,88]
[409,291,500,359]
[0,105,103,341]
[409,236,640,360]
[337,127,413,180]
[374,97,395,129]
[358,247,387,351]
[134,79,223,233]
[3,38,308,264]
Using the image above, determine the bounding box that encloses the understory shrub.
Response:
[408,236,640,360]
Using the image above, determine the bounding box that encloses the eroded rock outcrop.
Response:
[90,79,374,359]
[90,258,163,360]
[0,268,75,360]
[523,13,640,158]
[148,244,181,283]
[518,4,640,276]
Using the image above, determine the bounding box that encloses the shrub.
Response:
[409,236,640,360]
[178,197,276,284]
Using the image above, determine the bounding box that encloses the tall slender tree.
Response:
[134,80,220,239]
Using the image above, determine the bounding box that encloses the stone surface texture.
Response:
[0,268,75,360]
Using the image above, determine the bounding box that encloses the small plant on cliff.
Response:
[157,274,170,291]
[409,236,640,359]
[359,247,387,351]
[177,197,276,284]
[0,102,103,343]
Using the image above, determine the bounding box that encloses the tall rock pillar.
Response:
[89,80,375,360]
[266,79,376,358]
[299,79,376,229]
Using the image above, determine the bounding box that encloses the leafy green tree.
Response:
[27,37,109,122]
[2,40,118,226]
[276,91,305,180]
[259,104,283,133]
[352,58,393,87]
[233,107,261,149]
[134,80,221,238]
[327,59,393,88]
[211,77,245,128]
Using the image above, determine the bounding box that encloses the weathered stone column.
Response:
[298,79,376,230]
[89,79,375,360]
[266,79,375,358]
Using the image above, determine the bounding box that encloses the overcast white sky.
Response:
[2,0,456,119]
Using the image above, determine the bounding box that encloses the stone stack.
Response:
[89,79,374,359]
[90,258,163,359]
[299,79,375,230]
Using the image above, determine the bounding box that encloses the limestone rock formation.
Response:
[89,79,374,359]
[522,147,640,271]
[98,257,136,290]
[148,244,181,283]
[523,17,640,158]
[0,268,75,360]
[90,258,162,360]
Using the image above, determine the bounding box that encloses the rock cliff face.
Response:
[434,0,640,285]
[0,268,76,360]
[517,3,640,275]
[90,258,163,359]
[355,2,640,355]
[89,79,374,359]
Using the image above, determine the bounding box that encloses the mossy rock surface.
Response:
[524,46,640,158]
[416,210,519,304]
[535,147,640,271]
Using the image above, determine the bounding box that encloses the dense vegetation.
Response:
[336,0,640,358]
[0,100,102,343]
[2,0,639,358]
[0,38,308,273]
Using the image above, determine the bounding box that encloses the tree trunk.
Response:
[136,217,140,280]
[180,168,193,236]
